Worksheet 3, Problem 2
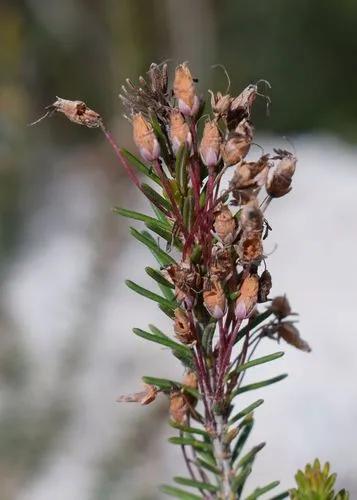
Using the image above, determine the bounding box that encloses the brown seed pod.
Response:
[182,371,198,407]
[174,308,195,344]
[169,391,189,424]
[209,90,232,117]
[258,269,272,303]
[35,97,102,128]
[266,150,297,198]
[210,245,234,282]
[236,233,263,264]
[173,63,199,116]
[221,119,254,166]
[213,205,237,244]
[147,62,168,95]
[235,274,259,319]
[230,155,270,190]
[199,120,222,168]
[270,296,292,319]
[132,112,160,162]
[277,322,311,352]
[169,109,192,154]
[165,262,200,309]
[239,202,264,234]
[230,84,258,117]
[203,277,227,319]
[117,384,157,405]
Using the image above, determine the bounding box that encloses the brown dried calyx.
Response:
[165,262,200,309]
[230,155,270,205]
[169,109,192,154]
[132,112,160,162]
[213,204,237,245]
[270,295,292,319]
[258,269,272,303]
[236,202,264,264]
[209,90,232,119]
[203,276,227,319]
[117,383,157,405]
[32,97,103,128]
[174,308,195,344]
[266,149,297,198]
[277,322,311,352]
[169,371,198,424]
[221,118,253,167]
[210,245,234,282]
[173,63,199,117]
[199,119,222,168]
[235,274,259,319]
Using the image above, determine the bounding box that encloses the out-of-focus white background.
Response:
[1,1,357,499]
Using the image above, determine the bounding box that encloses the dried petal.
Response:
[199,120,222,168]
[132,112,160,162]
[173,63,199,116]
[213,205,236,244]
[235,274,259,319]
[174,308,195,344]
[48,97,102,128]
[169,391,189,424]
[203,277,227,319]
[277,323,311,352]
[117,384,157,405]
[169,109,192,153]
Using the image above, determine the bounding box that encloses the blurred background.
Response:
[1,1,357,499]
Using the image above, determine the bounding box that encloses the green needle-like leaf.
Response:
[175,144,189,195]
[126,280,176,309]
[130,227,176,266]
[269,492,290,499]
[236,442,265,469]
[169,436,213,452]
[229,399,264,425]
[245,480,280,499]
[169,421,209,437]
[133,329,192,360]
[232,465,253,496]
[231,416,254,464]
[121,148,161,185]
[174,477,219,493]
[232,374,288,398]
[113,207,168,226]
[160,485,201,500]
[142,183,172,212]
[145,267,175,289]
[235,310,273,344]
[143,376,199,398]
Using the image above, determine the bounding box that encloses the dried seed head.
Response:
[213,205,237,244]
[209,90,232,117]
[277,322,311,352]
[117,383,157,405]
[166,262,200,309]
[266,150,297,198]
[270,296,291,319]
[174,308,195,344]
[182,370,198,390]
[169,109,192,153]
[169,391,189,424]
[230,84,258,117]
[132,112,160,162]
[258,269,272,302]
[239,202,264,234]
[230,155,270,190]
[210,246,233,282]
[199,120,222,168]
[237,233,263,263]
[173,63,200,116]
[46,97,102,128]
[148,62,168,96]
[203,277,227,319]
[221,119,253,166]
[235,274,259,319]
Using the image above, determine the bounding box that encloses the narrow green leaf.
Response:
[151,203,169,225]
[142,183,172,212]
[269,491,290,499]
[143,376,199,399]
[126,280,175,309]
[113,207,165,226]
[201,321,216,354]
[130,227,176,266]
[160,485,201,500]
[235,310,273,344]
[145,220,183,249]
[183,195,194,231]
[232,465,252,495]
[229,399,264,425]
[148,324,167,337]
[229,352,284,379]
[133,329,192,359]
[121,148,161,185]
[175,144,189,195]
[237,442,265,468]
[245,480,280,499]
[196,458,220,475]
[169,436,213,452]
[174,477,218,493]
[159,304,176,319]
[232,374,288,398]
[145,267,175,289]
[231,416,254,464]
[169,421,208,437]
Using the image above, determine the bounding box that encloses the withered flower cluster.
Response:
[47,62,310,499]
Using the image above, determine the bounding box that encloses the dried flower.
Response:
[165,262,200,309]
[209,90,232,118]
[239,202,264,235]
[173,63,200,116]
[199,120,222,168]
[258,269,272,302]
[132,112,160,162]
[221,119,254,166]
[235,274,259,319]
[277,322,311,352]
[230,84,258,117]
[42,97,102,128]
[182,371,198,407]
[169,109,192,153]
[169,391,189,424]
[213,204,237,245]
[210,246,233,281]
[147,62,168,96]
[237,232,264,263]
[266,149,297,198]
[230,155,270,190]
[174,308,195,344]
[270,296,292,319]
[117,383,157,405]
[203,277,227,319]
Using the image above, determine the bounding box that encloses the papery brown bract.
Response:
[117,384,157,405]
